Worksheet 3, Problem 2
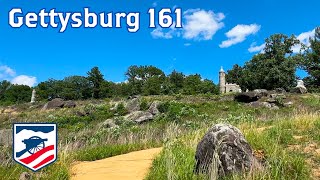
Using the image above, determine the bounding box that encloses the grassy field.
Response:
[0,94,319,179]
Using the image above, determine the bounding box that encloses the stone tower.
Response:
[219,66,226,93]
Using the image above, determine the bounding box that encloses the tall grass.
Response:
[146,111,318,180]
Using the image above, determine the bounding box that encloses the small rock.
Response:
[19,172,31,180]
[125,111,154,123]
[266,98,277,103]
[100,119,118,129]
[148,101,160,115]
[275,88,286,93]
[249,101,272,109]
[283,101,293,107]
[269,94,286,99]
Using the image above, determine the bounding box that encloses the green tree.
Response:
[125,65,165,95]
[183,74,202,95]
[87,67,104,99]
[0,80,11,96]
[226,64,243,85]
[299,27,320,91]
[168,70,185,93]
[228,34,299,91]
[61,76,92,100]
[36,79,64,100]
[0,84,32,105]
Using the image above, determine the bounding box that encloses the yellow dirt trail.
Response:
[71,147,162,180]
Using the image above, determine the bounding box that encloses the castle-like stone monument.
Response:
[219,67,242,94]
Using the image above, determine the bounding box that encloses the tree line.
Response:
[0,27,319,105]
[226,27,320,92]
[0,66,219,105]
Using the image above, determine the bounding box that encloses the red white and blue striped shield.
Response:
[13,123,57,172]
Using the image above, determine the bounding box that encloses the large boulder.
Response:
[42,98,77,110]
[125,111,154,123]
[0,129,12,147]
[64,100,77,108]
[43,98,65,110]
[195,124,259,176]
[234,92,260,103]
[126,97,140,112]
[148,101,160,115]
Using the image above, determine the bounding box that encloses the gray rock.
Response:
[126,98,140,112]
[269,94,286,99]
[291,86,307,94]
[0,129,12,147]
[195,124,259,176]
[266,98,277,103]
[275,88,286,93]
[253,89,268,97]
[64,100,76,108]
[100,119,118,129]
[148,101,160,115]
[249,101,272,109]
[19,172,31,180]
[42,98,65,110]
[125,111,154,123]
[234,92,260,103]
[283,101,293,107]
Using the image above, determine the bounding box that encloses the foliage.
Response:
[0,81,32,105]
[87,67,105,99]
[226,34,299,91]
[299,27,320,92]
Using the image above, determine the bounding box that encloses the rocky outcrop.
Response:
[195,124,260,176]
[234,92,260,103]
[0,129,12,147]
[125,111,154,123]
[42,98,76,110]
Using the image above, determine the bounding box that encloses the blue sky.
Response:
[0,0,319,87]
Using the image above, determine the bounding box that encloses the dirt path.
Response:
[71,148,162,180]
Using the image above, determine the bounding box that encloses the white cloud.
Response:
[248,42,265,53]
[183,9,225,40]
[150,9,225,41]
[220,24,261,48]
[292,29,315,53]
[0,65,16,79]
[184,43,192,46]
[11,75,37,87]
[151,27,176,39]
